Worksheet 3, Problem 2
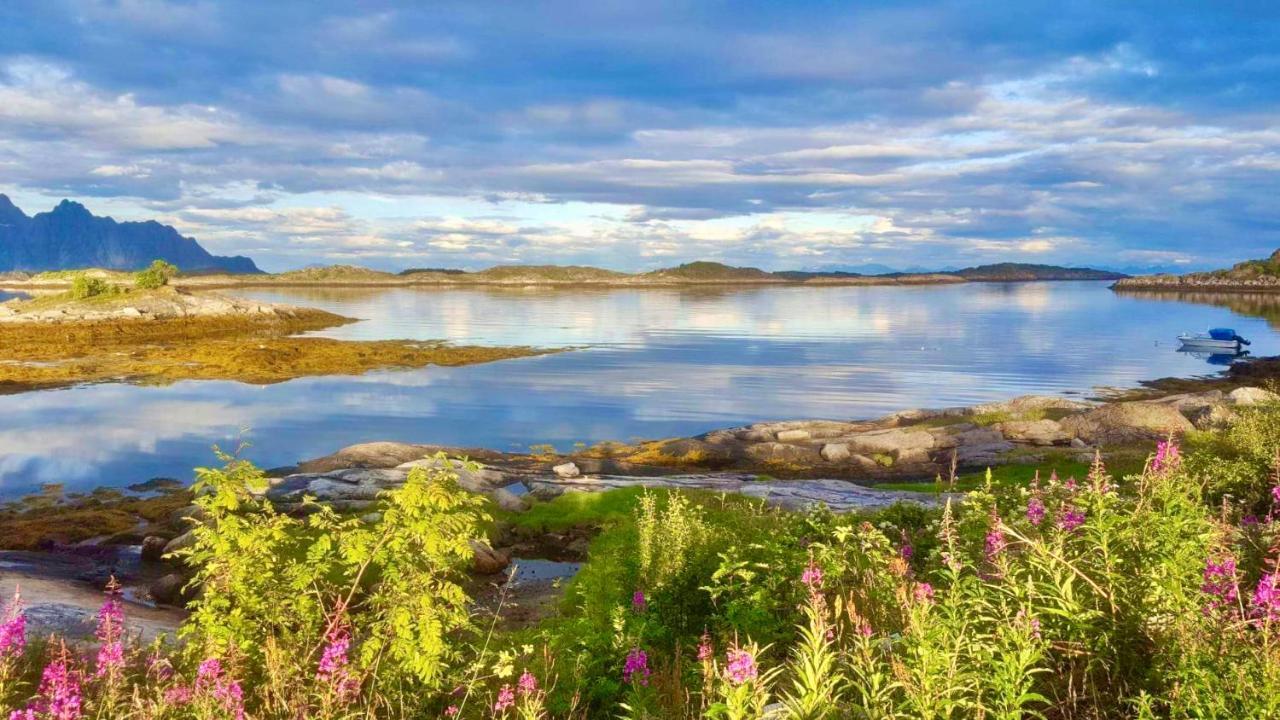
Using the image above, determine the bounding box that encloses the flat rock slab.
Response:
[526,473,946,512]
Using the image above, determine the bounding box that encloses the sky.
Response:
[0,1,1278,273]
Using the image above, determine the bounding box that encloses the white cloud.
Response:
[0,59,248,151]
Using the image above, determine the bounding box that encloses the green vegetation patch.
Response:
[506,486,650,532]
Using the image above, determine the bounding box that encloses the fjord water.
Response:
[2,281,1278,496]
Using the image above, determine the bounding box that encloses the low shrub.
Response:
[68,274,119,299]
[134,260,178,289]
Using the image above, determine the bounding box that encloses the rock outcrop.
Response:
[0,287,310,324]
[283,391,1273,504]
[1059,402,1194,446]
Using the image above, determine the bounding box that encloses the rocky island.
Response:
[1113,248,1280,293]
[0,281,549,393]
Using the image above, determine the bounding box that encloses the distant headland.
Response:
[1113,249,1280,293]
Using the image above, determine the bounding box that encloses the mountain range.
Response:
[0,195,1132,282]
[0,195,259,274]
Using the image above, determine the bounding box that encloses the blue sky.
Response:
[0,1,1277,272]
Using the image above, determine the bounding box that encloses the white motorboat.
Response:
[1178,328,1250,352]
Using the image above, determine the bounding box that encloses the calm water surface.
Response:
[2,281,1277,496]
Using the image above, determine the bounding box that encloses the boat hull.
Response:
[1179,337,1241,351]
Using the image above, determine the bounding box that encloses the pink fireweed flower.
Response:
[0,588,25,660]
[37,657,83,720]
[899,542,914,562]
[163,685,194,705]
[9,710,36,720]
[622,648,650,686]
[913,582,934,604]
[444,706,460,717]
[1152,440,1181,474]
[723,647,758,685]
[631,589,646,612]
[494,683,515,712]
[94,589,125,679]
[1201,555,1240,616]
[193,657,245,720]
[317,629,350,676]
[801,558,824,592]
[1057,506,1086,533]
[317,625,359,703]
[697,633,713,662]
[1015,609,1042,640]
[195,657,223,690]
[985,514,1007,563]
[1026,496,1046,526]
[1251,571,1280,624]
[95,592,124,645]
[216,680,246,720]
[1272,484,1280,508]
[94,641,124,680]
[517,670,538,696]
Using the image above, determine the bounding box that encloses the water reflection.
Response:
[1,282,1278,496]
[1175,349,1252,367]
[1112,289,1280,332]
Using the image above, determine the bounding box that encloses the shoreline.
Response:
[2,356,1276,623]
[1112,278,1280,294]
[1116,272,1280,293]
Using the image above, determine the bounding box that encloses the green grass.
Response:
[506,487,651,532]
[506,486,774,533]
[876,455,1147,494]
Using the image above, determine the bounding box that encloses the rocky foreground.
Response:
[7,381,1277,635]
[271,385,1277,507]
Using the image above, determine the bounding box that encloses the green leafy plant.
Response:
[177,449,487,714]
[69,273,119,299]
[134,259,179,289]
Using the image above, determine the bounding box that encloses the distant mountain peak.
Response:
[54,198,88,211]
[0,194,25,216]
[0,197,260,274]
